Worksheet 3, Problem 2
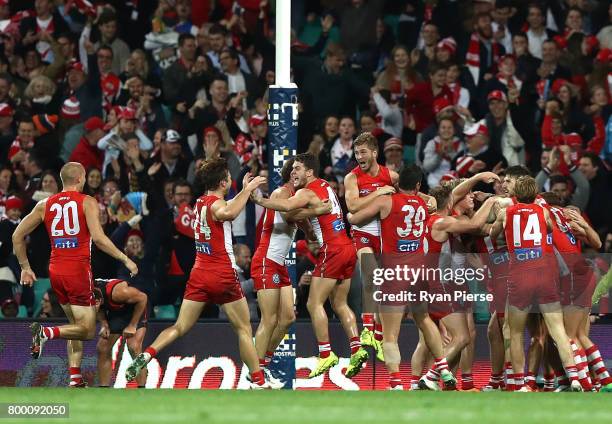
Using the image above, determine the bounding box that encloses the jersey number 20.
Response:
[50,201,80,236]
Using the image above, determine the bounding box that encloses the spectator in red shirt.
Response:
[68,117,106,170]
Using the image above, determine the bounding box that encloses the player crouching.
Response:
[93,279,148,387]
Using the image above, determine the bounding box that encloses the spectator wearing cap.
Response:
[19,0,70,64]
[79,9,130,76]
[483,55,522,108]
[535,145,589,211]
[30,114,60,159]
[451,121,507,177]
[68,117,106,170]
[61,96,80,122]
[219,48,261,109]
[63,43,103,120]
[163,33,213,110]
[484,90,526,167]
[293,43,370,140]
[146,129,191,204]
[423,117,464,187]
[435,37,457,65]
[0,102,15,161]
[383,137,404,172]
[97,107,153,178]
[225,93,267,166]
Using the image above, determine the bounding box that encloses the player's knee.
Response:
[306,298,318,313]
[262,312,279,327]
[279,311,296,329]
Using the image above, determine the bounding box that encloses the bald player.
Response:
[12,162,138,387]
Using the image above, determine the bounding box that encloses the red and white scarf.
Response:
[466,32,501,84]
[496,73,523,91]
[447,82,462,105]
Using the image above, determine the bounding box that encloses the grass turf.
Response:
[1,388,611,424]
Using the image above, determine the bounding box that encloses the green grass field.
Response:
[1,388,611,424]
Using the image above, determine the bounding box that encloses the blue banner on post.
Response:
[267,85,298,389]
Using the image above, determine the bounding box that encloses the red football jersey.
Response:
[43,191,91,271]
[306,178,351,247]
[380,193,429,255]
[253,184,297,266]
[504,202,553,268]
[350,165,393,236]
[192,195,236,271]
[544,204,581,254]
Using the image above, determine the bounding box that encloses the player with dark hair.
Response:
[348,165,459,390]
[124,158,270,388]
[344,132,398,362]
[490,176,581,392]
[12,162,138,387]
[93,279,148,387]
[251,158,331,388]
[252,153,368,379]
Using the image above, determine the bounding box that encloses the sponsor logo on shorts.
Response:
[195,241,211,255]
[360,237,370,244]
[53,237,78,249]
[272,274,280,285]
[397,239,420,252]
[514,247,542,262]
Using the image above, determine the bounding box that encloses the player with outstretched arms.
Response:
[251,158,331,388]
[12,162,139,387]
[348,165,457,390]
[94,278,148,387]
[344,132,397,362]
[251,153,369,379]
[124,158,271,389]
[490,176,581,392]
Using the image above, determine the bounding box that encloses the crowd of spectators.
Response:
[0,0,610,320]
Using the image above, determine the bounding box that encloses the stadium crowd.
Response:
[0,0,610,321]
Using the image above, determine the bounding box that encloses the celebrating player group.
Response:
[12,130,612,392]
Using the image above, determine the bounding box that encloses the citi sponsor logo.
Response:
[490,251,509,265]
[397,239,420,252]
[514,247,542,262]
[53,237,78,249]
[195,242,212,255]
[332,219,345,232]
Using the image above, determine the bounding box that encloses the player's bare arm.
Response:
[12,200,46,286]
[215,174,267,221]
[451,172,500,209]
[489,208,506,240]
[252,186,315,212]
[344,172,395,213]
[84,196,139,276]
[273,185,332,221]
[347,195,390,226]
[111,282,148,338]
[563,208,602,249]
